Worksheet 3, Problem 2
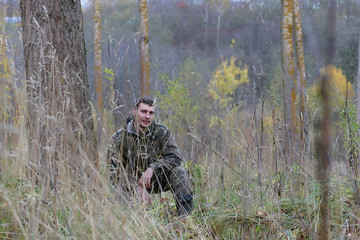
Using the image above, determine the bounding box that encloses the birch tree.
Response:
[210,0,230,54]
[199,0,210,49]
[293,0,307,142]
[281,0,296,155]
[94,0,103,114]
[0,8,19,151]
[281,0,307,156]
[357,30,360,122]
[139,0,150,96]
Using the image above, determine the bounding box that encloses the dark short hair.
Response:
[135,97,155,109]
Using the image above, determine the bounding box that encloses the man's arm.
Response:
[139,167,153,188]
[149,127,182,173]
[137,167,153,204]
[107,130,123,184]
[107,129,137,188]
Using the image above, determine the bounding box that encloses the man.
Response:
[108,97,193,215]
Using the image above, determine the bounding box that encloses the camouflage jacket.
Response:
[108,119,182,189]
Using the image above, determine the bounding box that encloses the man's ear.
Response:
[132,107,136,116]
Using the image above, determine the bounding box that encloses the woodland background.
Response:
[0,0,360,239]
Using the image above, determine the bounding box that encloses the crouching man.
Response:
[108,97,193,215]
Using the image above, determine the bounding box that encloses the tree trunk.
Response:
[215,0,223,54]
[317,72,331,240]
[281,0,296,157]
[93,0,104,143]
[0,16,19,152]
[318,1,336,239]
[20,0,98,190]
[138,0,150,97]
[293,0,307,143]
[200,0,209,50]
[356,29,360,122]
[94,0,103,114]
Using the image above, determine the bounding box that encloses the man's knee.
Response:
[170,166,189,184]
[171,166,187,175]
[168,166,191,194]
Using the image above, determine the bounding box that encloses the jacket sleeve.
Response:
[149,127,182,172]
[107,129,123,184]
[107,129,137,188]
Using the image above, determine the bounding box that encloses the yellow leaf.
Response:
[208,56,249,107]
[308,64,354,111]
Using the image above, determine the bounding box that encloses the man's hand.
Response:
[136,185,152,204]
[138,167,153,189]
[137,167,153,204]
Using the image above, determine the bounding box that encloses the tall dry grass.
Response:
[0,18,210,239]
[1,76,360,239]
[0,20,360,240]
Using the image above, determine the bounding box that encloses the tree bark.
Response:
[0,16,19,152]
[215,1,222,54]
[356,29,360,122]
[200,0,209,50]
[318,1,336,239]
[293,0,307,142]
[281,0,296,157]
[94,0,103,114]
[138,0,150,97]
[20,0,98,189]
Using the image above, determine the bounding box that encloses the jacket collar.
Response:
[126,119,155,137]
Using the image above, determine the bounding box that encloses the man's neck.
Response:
[133,122,148,136]
[138,127,148,136]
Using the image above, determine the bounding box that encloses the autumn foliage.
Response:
[208,56,249,107]
[308,64,354,112]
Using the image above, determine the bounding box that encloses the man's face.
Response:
[133,102,155,129]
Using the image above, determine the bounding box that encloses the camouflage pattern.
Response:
[108,119,192,207]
